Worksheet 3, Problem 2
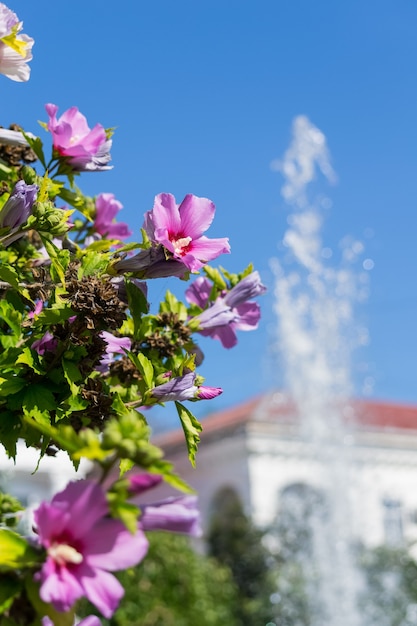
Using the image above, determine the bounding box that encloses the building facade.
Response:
[152,391,417,550]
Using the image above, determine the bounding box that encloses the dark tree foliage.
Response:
[207,487,276,626]
[78,531,238,626]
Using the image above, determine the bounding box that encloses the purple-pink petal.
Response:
[84,518,149,570]
[193,298,237,330]
[196,385,223,400]
[234,301,261,330]
[127,472,163,495]
[78,617,102,626]
[180,236,230,271]
[31,331,58,355]
[33,503,71,547]
[185,276,212,309]
[78,564,125,619]
[201,324,238,349]
[38,560,85,612]
[224,271,267,308]
[151,372,197,402]
[177,194,216,239]
[45,104,111,171]
[140,495,202,537]
[51,481,109,539]
[94,193,131,240]
[151,193,181,235]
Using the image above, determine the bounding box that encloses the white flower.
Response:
[0,3,34,82]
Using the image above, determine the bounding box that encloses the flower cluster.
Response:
[0,4,265,624]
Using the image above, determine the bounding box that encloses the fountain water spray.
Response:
[271,115,367,625]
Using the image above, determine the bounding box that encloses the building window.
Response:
[382,497,403,545]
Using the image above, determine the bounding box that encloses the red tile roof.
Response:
[153,392,417,450]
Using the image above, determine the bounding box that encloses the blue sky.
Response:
[3,0,417,424]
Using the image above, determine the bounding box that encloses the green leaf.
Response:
[135,353,154,388]
[175,402,203,468]
[0,376,26,397]
[78,249,110,278]
[16,348,45,375]
[0,412,21,459]
[0,264,19,289]
[23,384,56,412]
[0,574,22,613]
[58,186,92,213]
[35,304,74,325]
[40,236,66,285]
[126,279,148,338]
[0,300,22,338]
[203,265,227,290]
[23,384,56,427]
[0,529,41,570]
[109,500,140,534]
[62,359,82,394]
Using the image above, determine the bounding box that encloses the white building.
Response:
[152,391,417,549]
[0,440,90,510]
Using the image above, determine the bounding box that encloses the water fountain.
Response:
[271,115,368,625]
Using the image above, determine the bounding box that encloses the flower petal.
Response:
[234,301,261,330]
[185,276,212,309]
[127,472,163,495]
[34,502,71,544]
[178,194,216,239]
[79,565,125,618]
[140,495,202,537]
[181,236,230,271]
[38,558,84,612]
[201,324,238,349]
[84,519,149,570]
[151,193,181,236]
[51,481,108,539]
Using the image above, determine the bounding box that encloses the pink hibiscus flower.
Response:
[94,193,131,240]
[45,104,112,171]
[186,271,266,349]
[144,193,230,272]
[34,480,148,618]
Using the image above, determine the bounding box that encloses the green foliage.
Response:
[359,544,417,626]
[175,401,202,467]
[0,530,41,571]
[79,532,239,626]
[207,488,275,626]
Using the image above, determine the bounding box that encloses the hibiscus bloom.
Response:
[45,104,112,171]
[31,331,58,356]
[0,3,34,82]
[143,193,230,272]
[0,180,38,230]
[94,193,132,240]
[0,180,38,247]
[126,471,201,537]
[150,371,222,403]
[34,480,148,618]
[96,330,131,372]
[186,271,266,349]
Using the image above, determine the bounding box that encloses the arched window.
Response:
[274,482,326,560]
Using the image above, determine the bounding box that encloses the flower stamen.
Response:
[172,236,192,256]
[48,542,83,567]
